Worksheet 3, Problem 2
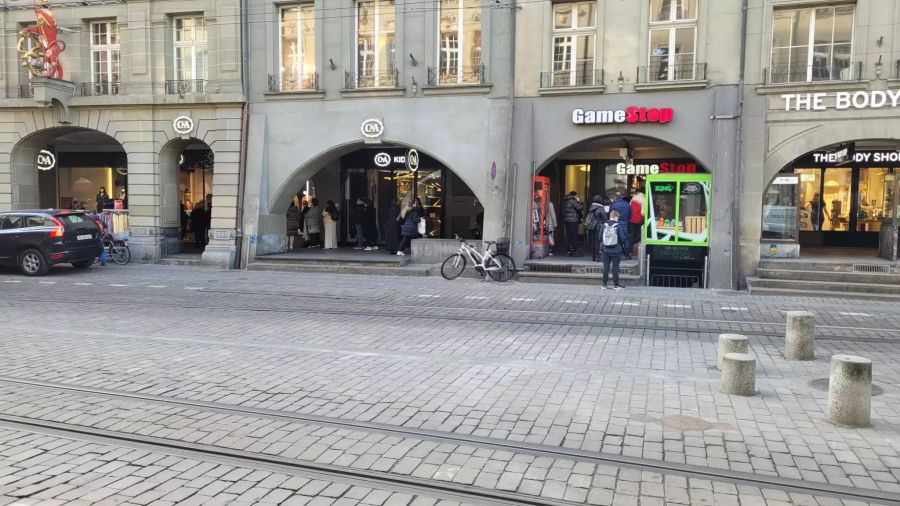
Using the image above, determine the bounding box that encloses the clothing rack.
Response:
[99,209,129,240]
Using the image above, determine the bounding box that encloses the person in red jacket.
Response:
[629,191,645,258]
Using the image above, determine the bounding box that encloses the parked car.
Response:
[0,210,103,276]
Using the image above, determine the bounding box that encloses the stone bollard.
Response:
[717,334,749,370]
[720,353,756,396]
[826,355,872,427]
[785,311,815,360]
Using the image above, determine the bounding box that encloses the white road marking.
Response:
[3,280,22,284]
[612,302,640,306]
[564,300,589,304]
[417,294,440,298]
[38,281,56,284]
[146,285,166,289]
[74,282,92,286]
[721,307,750,312]
[665,304,691,309]
[185,287,205,291]
[109,284,128,287]
[464,296,487,300]
[839,312,872,317]
[511,298,535,302]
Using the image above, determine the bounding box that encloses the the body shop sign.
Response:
[573,106,673,125]
[781,91,900,111]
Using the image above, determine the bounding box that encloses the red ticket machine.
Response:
[531,176,551,258]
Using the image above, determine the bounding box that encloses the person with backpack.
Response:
[584,195,608,262]
[560,191,584,256]
[610,194,633,259]
[600,210,629,290]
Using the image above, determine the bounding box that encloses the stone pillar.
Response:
[720,353,756,396]
[717,334,749,369]
[826,355,872,427]
[785,311,815,360]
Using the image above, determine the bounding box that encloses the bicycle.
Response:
[441,235,516,282]
[101,233,131,266]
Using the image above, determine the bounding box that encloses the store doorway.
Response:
[178,143,214,253]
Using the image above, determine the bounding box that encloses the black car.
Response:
[0,210,103,275]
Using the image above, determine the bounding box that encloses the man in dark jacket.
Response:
[560,192,584,256]
[350,198,367,249]
[586,195,609,262]
[610,195,633,259]
[600,210,629,290]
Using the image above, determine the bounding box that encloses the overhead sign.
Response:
[616,161,698,175]
[361,118,384,139]
[373,152,409,168]
[406,149,419,172]
[812,150,900,164]
[772,176,797,185]
[781,91,900,111]
[36,149,55,171]
[374,152,391,167]
[173,116,195,135]
[573,106,674,125]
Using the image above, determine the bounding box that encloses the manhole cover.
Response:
[633,414,735,432]
[808,378,883,396]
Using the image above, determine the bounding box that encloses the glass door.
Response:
[416,168,443,237]
[822,168,852,232]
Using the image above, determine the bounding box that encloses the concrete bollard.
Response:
[826,355,872,427]
[717,334,749,370]
[785,311,815,360]
[720,353,756,396]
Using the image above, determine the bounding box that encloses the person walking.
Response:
[629,191,645,258]
[397,197,423,256]
[304,198,322,248]
[386,199,402,254]
[610,194,633,259]
[560,191,583,256]
[585,195,609,262]
[95,187,111,212]
[286,201,301,250]
[363,198,379,250]
[322,200,339,250]
[600,210,628,290]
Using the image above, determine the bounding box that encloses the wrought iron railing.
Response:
[344,68,399,90]
[539,69,603,88]
[166,79,206,95]
[638,62,706,83]
[268,73,319,92]
[17,84,33,98]
[427,64,486,86]
[762,61,862,84]
[80,81,119,96]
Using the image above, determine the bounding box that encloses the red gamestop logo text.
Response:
[572,106,674,125]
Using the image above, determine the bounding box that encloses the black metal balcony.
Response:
[166,79,206,95]
[344,69,399,90]
[540,69,603,88]
[763,61,862,84]
[268,73,319,92]
[638,62,706,83]
[17,84,32,98]
[427,64,486,86]
[80,81,119,96]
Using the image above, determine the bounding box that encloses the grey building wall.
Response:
[739,0,900,285]
[0,0,245,268]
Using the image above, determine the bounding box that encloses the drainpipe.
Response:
[503,0,517,245]
[233,0,250,269]
[733,0,749,289]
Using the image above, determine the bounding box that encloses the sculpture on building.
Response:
[17,0,67,80]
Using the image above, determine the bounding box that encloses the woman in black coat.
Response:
[363,198,379,249]
[386,199,402,254]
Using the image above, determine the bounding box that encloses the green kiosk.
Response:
[644,174,712,288]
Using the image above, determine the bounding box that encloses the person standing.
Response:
[304,198,322,248]
[386,199,402,254]
[585,195,609,262]
[180,204,189,241]
[610,194,633,259]
[363,198,379,250]
[560,191,584,257]
[286,201,301,250]
[95,187,111,212]
[397,197,422,256]
[629,191,645,258]
[322,200,339,250]
[191,203,207,248]
[600,210,628,290]
[350,198,367,249]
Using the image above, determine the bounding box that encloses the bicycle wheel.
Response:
[487,253,517,282]
[111,244,131,265]
[440,253,467,280]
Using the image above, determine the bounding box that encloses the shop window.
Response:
[550,2,596,87]
[279,5,316,91]
[647,0,697,82]
[762,175,799,241]
[174,17,208,83]
[857,168,891,232]
[795,168,822,231]
[645,175,710,245]
[822,168,852,231]
[438,0,482,85]
[356,0,396,88]
[89,21,120,94]
[769,5,854,83]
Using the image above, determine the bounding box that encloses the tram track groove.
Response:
[0,376,897,505]
[2,297,898,342]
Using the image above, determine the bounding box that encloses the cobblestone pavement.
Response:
[0,264,898,505]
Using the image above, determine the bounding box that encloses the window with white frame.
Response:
[90,21,120,92]
[174,17,208,84]
[356,0,396,88]
[648,0,697,82]
[438,0,482,85]
[280,5,316,90]
[770,5,854,83]
[551,2,596,87]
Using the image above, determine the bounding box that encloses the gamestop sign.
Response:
[572,106,674,125]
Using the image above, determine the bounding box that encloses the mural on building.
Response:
[17,0,67,79]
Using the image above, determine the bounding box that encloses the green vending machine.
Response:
[644,174,712,287]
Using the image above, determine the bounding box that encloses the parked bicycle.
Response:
[441,235,516,282]
[101,233,131,265]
